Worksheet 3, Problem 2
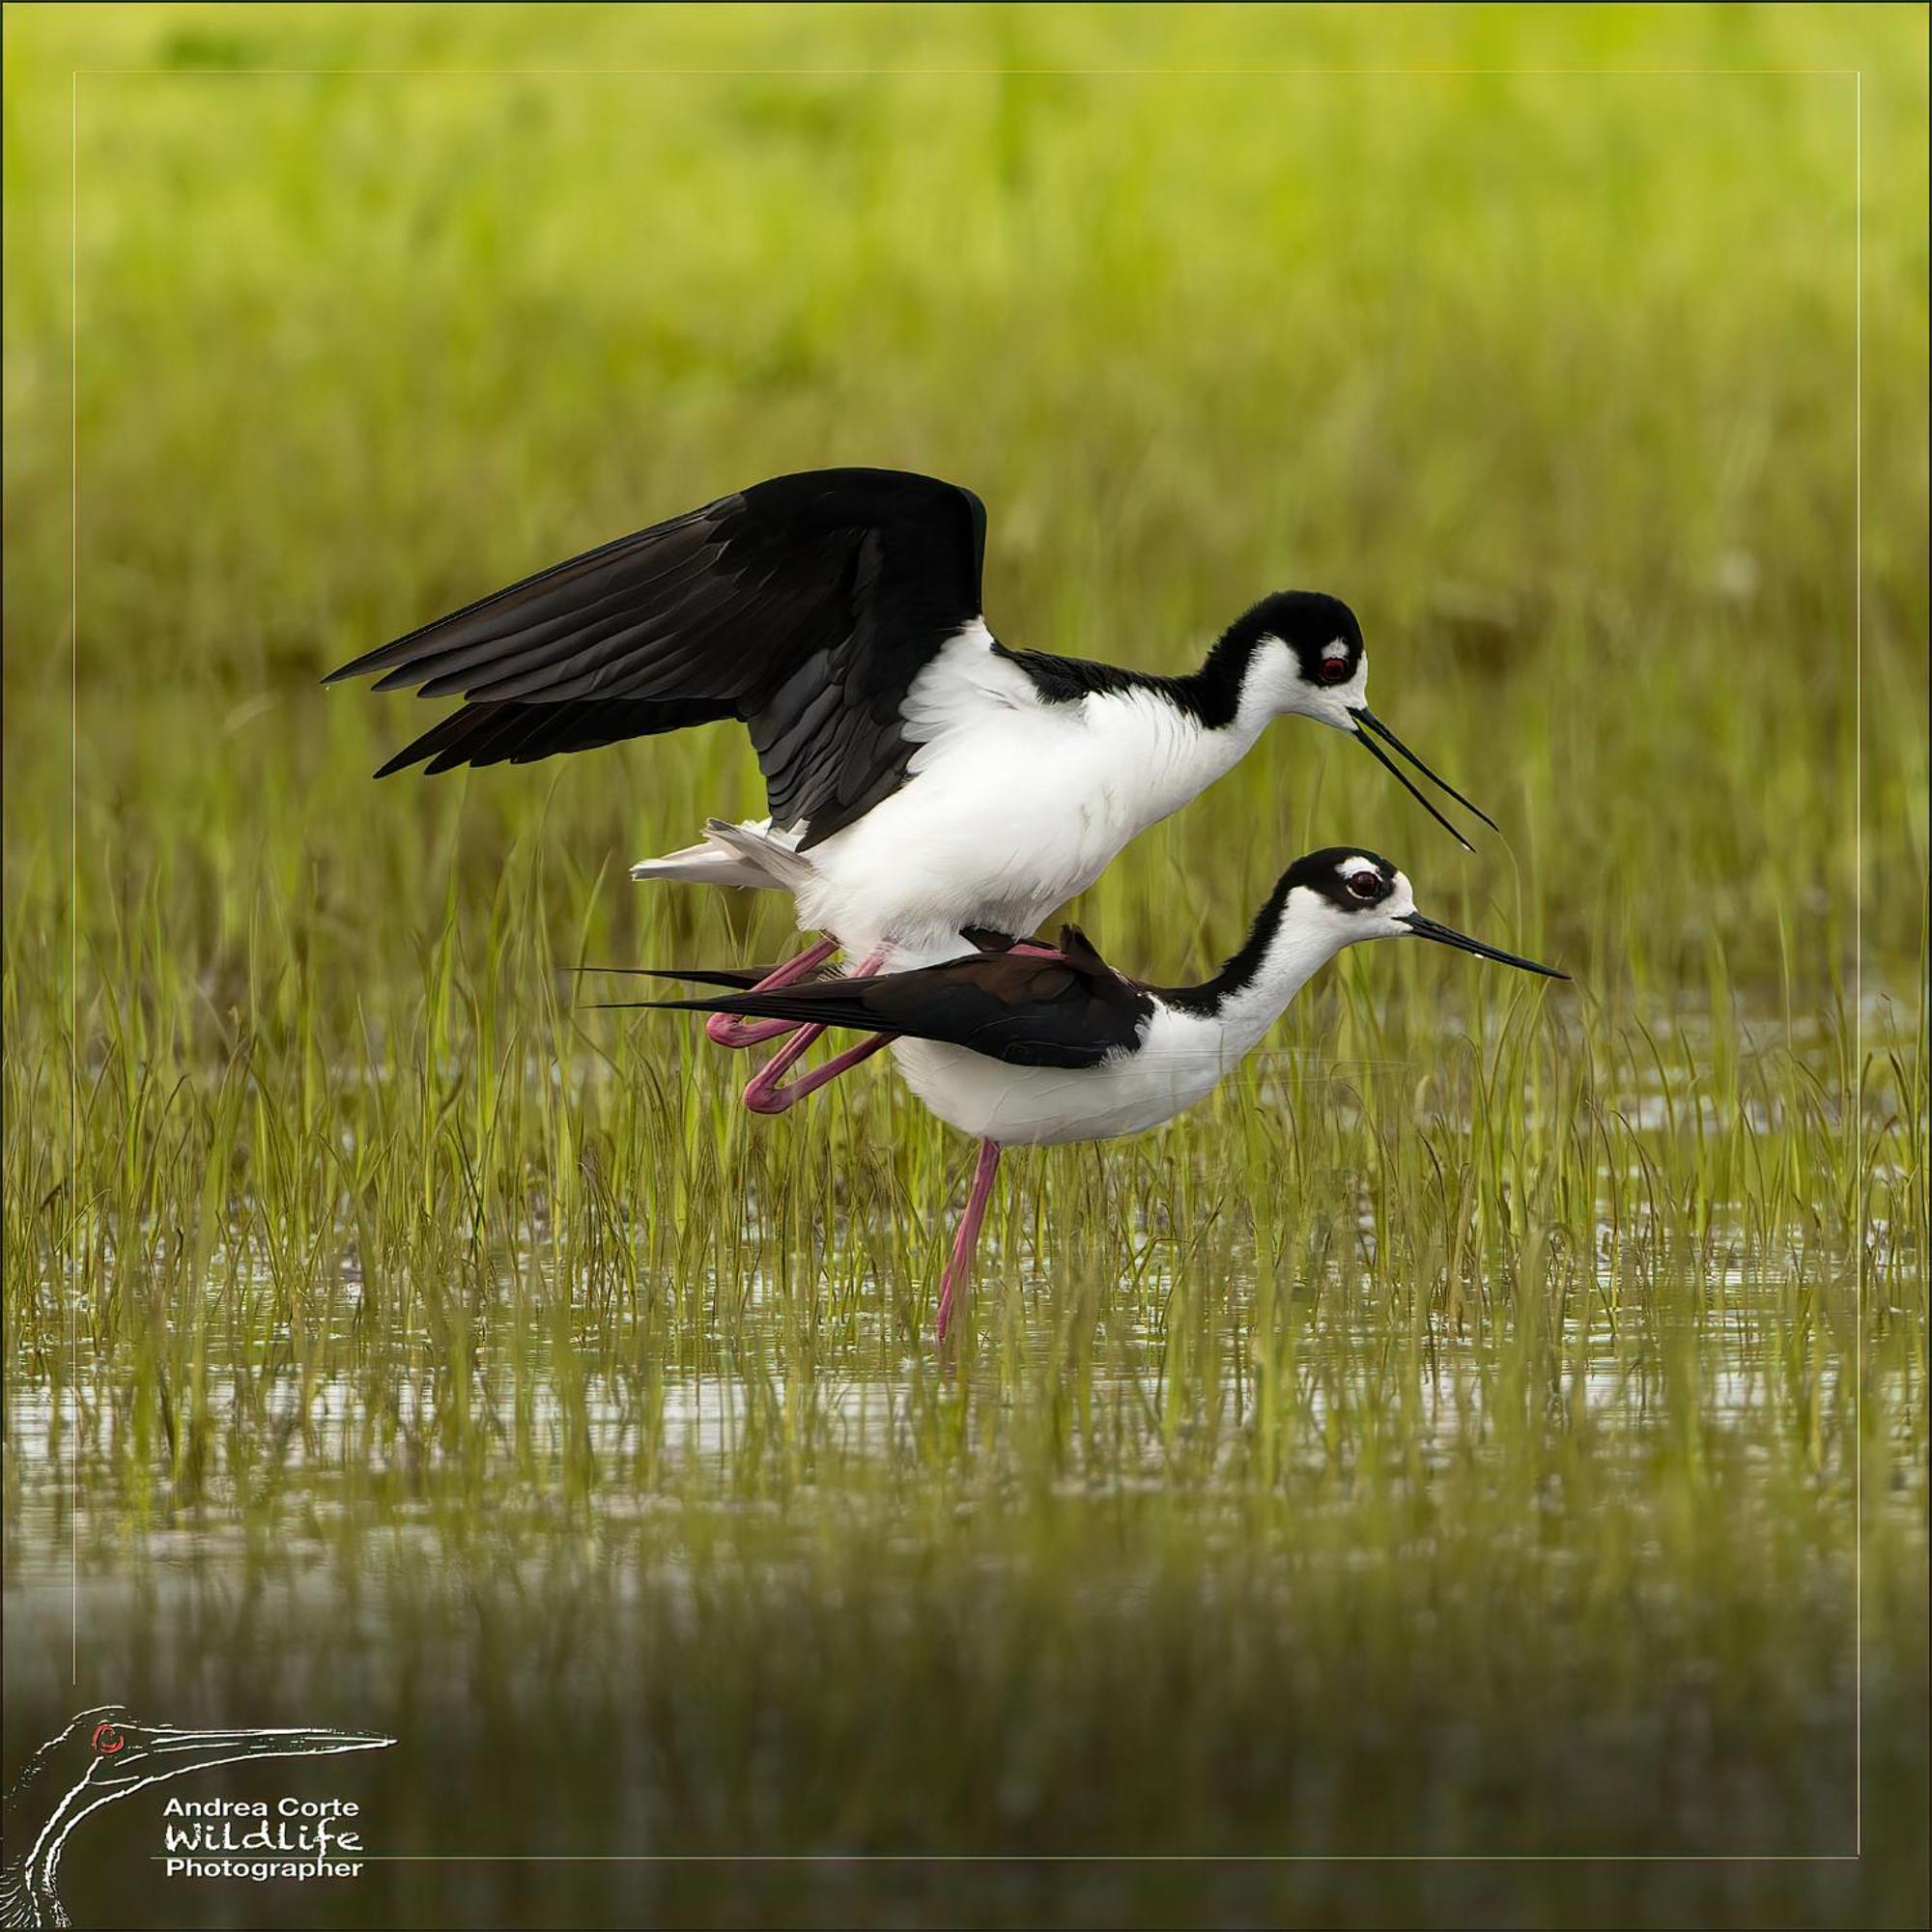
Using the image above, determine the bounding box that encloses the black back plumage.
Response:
[635,924,1152,1069]
[998,588,1362,727]
[327,469,988,846]
[607,854,1411,1065]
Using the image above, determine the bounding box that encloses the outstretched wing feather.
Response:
[329,469,988,840]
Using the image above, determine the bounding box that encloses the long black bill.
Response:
[1398,912,1568,979]
[1351,705,1500,839]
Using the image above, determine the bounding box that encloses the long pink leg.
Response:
[741,948,889,1115]
[742,1028,895,1115]
[935,1139,1003,1344]
[705,936,838,1049]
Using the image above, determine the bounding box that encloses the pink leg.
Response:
[740,948,889,1115]
[743,1028,895,1115]
[935,1139,1003,1344]
[705,936,838,1049]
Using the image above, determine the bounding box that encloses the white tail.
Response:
[630,818,812,894]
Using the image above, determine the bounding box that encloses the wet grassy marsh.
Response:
[3,4,1928,1926]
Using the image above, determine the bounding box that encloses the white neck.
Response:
[1233,636,1368,735]
[1207,895,1367,1054]
[1231,640,1305,736]
[1094,637,1329,838]
[1125,639,1362,830]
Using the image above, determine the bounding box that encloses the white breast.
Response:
[889,1006,1239,1147]
[793,627,1264,961]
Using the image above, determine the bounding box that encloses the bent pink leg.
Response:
[743,1028,895,1116]
[705,936,838,1049]
[740,948,889,1115]
[935,1139,1003,1345]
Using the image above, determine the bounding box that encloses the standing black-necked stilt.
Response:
[2,1708,391,1927]
[605,848,1565,1341]
[327,469,1495,1107]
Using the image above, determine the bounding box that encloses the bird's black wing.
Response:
[631,943,1152,1069]
[327,469,988,845]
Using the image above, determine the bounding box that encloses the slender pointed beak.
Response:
[183,1726,392,1758]
[116,1724,393,1779]
[1398,911,1568,979]
[1350,705,1499,842]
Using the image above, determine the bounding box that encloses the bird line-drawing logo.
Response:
[1,1705,393,1928]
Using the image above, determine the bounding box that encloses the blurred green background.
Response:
[3,4,1927,1928]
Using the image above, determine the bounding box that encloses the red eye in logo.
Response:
[91,1721,126,1756]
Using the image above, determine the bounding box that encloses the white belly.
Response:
[794,687,1255,963]
[799,772,1115,961]
[890,1009,1239,1147]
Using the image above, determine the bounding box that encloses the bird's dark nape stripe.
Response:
[1156,872,1301,1014]
[998,589,1364,732]
[1156,848,1402,1015]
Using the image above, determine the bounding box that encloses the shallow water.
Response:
[5,1009,1925,1929]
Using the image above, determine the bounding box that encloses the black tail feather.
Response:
[589,983,884,1035]
[577,963,791,991]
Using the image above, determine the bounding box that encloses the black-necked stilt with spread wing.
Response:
[327,469,1495,1103]
[606,848,1565,1341]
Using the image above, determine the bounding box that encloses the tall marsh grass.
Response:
[3,5,1926,1926]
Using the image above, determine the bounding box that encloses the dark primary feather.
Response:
[328,469,988,844]
[378,696,734,778]
[639,928,1152,1069]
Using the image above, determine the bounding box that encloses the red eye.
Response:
[1347,871,1381,901]
[92,1721,126,1756]
[1318,654,1352,684]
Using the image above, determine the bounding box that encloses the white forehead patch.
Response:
[1321,639,1350,666]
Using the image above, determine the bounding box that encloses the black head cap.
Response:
[1165,847,1400,1012]
[1233,590,1365,689]
[1278,845,1399,911]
